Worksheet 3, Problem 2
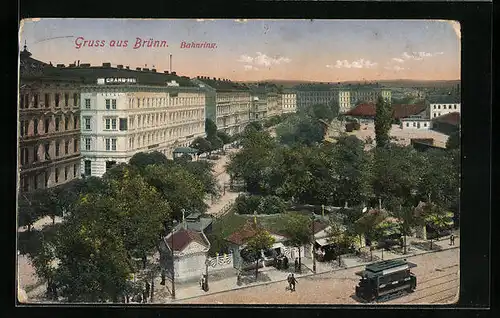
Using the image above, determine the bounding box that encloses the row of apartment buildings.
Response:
[18,47,298,192]
[294,83,392,114]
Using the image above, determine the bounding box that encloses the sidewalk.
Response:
[152,235,459,303]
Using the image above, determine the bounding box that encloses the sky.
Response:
[19,19,461,82]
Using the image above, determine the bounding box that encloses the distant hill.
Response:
[239,79,460,88]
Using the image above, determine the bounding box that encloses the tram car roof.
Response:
[355,259,417,278]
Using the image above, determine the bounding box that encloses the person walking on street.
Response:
[294,258,299,273]
[287,273,293,291]
[450,234,455,246]
[289,273,298,292]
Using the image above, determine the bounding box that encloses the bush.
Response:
[258,195,287,214]
[235,194,262,214]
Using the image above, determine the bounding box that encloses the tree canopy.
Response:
[374,95,393,148]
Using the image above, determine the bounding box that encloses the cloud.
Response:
[332,59,377,69]
[235,19,248,23]
[237,52,291,67]
[392,57,405,63]
[385,65,406,71]
[244,65,259,71]
[402,51,443,61]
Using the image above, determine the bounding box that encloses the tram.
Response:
[355,259,417,302]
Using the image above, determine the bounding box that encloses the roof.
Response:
[432,112,460,126]
[196,77,250,92]
[186,217,213,232]
[345,103,376,117]
[173,147,199,154]
[165,228,209,252]
[365,259,409,273]
[226,220,285,246]
[392,104,427,119]
[427,95,461,104]
[313,221,329,234]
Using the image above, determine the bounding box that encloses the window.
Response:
[84,117,91,130]
[44,143,50,160]
[119,118,128,131]
[45,93,50,108]
[55,117,60,131]
[111,119,117,130]
[64,116,69,130]
[406,123,409,127]
[65,93,69,107]
[74,117,78,129]
[73,164,77,177]
[73,93,78,107]
[21,177,29,192]
[424,123,427,127]
[413,122,416,127]
[64,166,68,180]
[34,175,38,190]
[44,172,49,188]
[55,142,60,157]
[20,120,24,136]
[20,94,25,109]
[55,168,59,183]
[438,105,441,109]
[20,148,27,165]
[105,138,111,151]
[34,146,39,162]
[106,161,117,171]
[65,140,69,154]
[433,105,436,109]
[137,98,140,108]
[105,118,110,130]
[112,99,117,109]
[84,160,91,176]
[85,98,91,109]
[106,99,111,109]
[33,119,38,135]
[73,139,78,153]
[55,93,60,107]
[112,138,117,150]
[454,105,457,109]
[85,138,91,151]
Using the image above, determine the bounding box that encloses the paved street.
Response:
[178,247,459,305]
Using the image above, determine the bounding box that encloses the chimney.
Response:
[126,66,130,69]
[213,77,216,80]
[77,60,80,66]
[102,62,111,68]
[80,63,90,68]
[152,68,157,72]
[117,64,123,69]
[172,71,176,75]
[56,64,65,68]
[164,71,169,74]
[136,67,142,71]
[143,68,149,71]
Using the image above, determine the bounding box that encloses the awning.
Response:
[272,242,285,249]
[316,238,330,246]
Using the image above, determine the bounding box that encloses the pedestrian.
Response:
[450,234,455,246]
[294,258,299,273]
[287,273,293,291]
[290,273,298,292]
[200,274,204,289]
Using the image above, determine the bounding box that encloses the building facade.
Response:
[429,102,461,119]
[400,117,432,130]
[337,87,392,114]
[295,85,337,112]
[71,64,205,177]
[194,77,251,135]
[18,46,82,193]
[280,91,297,114]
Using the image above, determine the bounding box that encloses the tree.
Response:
[326,220,356,266]
[178,160,220,198]
[446,130,460,150]
[374,95,393,148]
[142,164,207,220]
[281,212,311,271]
[18,190,45,232]
[207,135,223,152]
[257,195,287,215]
[276,115,325,146]
[244,121,263,135]
[244,224,275,279]
[205,118,218,138]
[129,151,169,171]
[190,137,212,155]
[217,131,232,145]
[309,104,334,122]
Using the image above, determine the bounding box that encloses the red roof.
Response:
[392,104,427,119]
[432,112,460,126]
[345,103,376,117]
[226,221,289,246]
[165,228,209,251]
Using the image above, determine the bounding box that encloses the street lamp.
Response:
[311,212,316,273]
[171,219,178,299]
